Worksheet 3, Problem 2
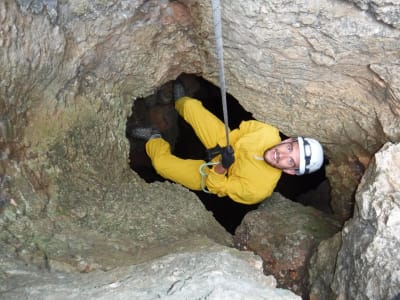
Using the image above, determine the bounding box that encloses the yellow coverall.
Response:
[145,97,282,205]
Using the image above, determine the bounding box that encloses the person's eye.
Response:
[287,144,293,151]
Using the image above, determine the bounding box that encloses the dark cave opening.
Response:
[126,74,331,234]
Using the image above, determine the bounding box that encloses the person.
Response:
[129,81,324,205]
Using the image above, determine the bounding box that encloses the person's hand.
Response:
[214,163,227,174]
[220,146,235,169]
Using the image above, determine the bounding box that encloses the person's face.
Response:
[264,138,300,175]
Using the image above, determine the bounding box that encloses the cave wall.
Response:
[309,142,400,299]
[0,0,399,297]
[1,0,232,274]
[195,0,400,221]
[0,0,399,224]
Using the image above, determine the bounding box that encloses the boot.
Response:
[128,127,162,141]
[173,79,186,101]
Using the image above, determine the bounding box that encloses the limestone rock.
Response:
[0,178,232,273]
[1,241,301,300]
[234,193,341,298]
[347,0,400,28]
[331,142,400,299]
[198,0,400,221]
[309,143,400,299]
[0,0,400,298]
[1,0,399,225]
[308,232,342,300]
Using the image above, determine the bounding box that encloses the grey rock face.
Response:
[347,0,400,28]
[1,241,301,300]
[0,0,230,274]
[309,143,400,300]
[0,0,399,299]
[322,143,400,299]
[308,232,343,299]
[199,0,400,221]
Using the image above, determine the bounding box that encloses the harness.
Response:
[200,0,231,193]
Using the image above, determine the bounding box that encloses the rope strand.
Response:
[211,0,230,147]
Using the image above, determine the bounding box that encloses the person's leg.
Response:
[175,97,228,148]
[145,138,205,191]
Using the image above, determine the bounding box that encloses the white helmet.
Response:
[296,137,324,175]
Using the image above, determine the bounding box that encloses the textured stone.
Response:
[0,0,398,239]
[0,0,231,273]
[197,0,400,221]
[308,232,342,300]
[347,0,400,28]
[1,241,301,300]
[309,143,400,299]
[331,142,400,299]
[0,0,399,298]
[234,193,340,298]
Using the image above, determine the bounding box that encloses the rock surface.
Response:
[332,142,400,299]
[0,178,232,273]
[0,0,398,223]
[347,0,400,28]
[0,0,399,299]
[209,0,400,221]
[309,142,400,299]
[234,193,341,297]
[1,240,301,300]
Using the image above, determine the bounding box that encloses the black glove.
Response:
[205,145,222,162]
[220,145,235,169]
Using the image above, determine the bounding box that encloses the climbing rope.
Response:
[199,0,230,194]
[211,0,230,147]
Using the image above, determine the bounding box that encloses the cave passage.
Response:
[126,74,331,234]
